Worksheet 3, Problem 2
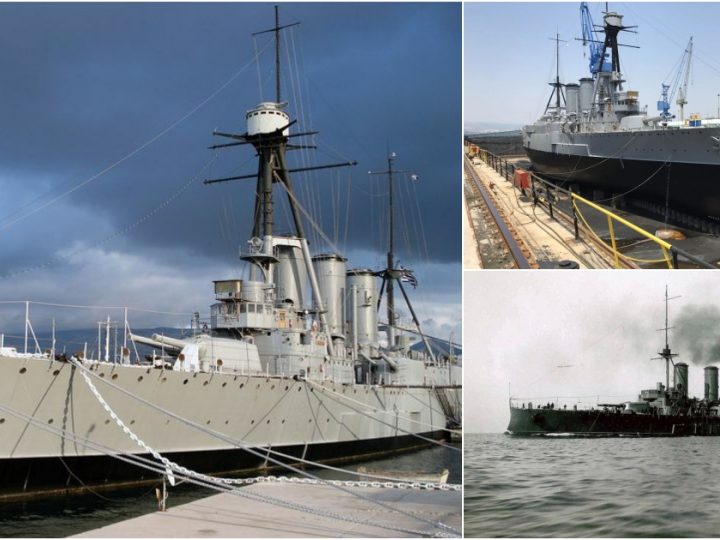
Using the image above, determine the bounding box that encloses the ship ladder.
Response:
[434,388,459,427]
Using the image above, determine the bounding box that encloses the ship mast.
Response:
[544,33,566,115]
[657,285,680,390]
[369,154,435,361]
[203,6,357,354]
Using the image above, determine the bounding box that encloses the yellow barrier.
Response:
[571,193,674,269]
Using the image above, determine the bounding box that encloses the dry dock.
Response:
[464,142,720,269]
[73,482,461,538]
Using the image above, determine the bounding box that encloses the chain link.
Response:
[72,359,460,536]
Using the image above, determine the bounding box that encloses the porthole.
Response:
[256,384,261,389]
[112,374,118,380]
[19,367,26,374]
[183,379,189,385]
[99,373,105,378]
[222,382,227,388]
[206,420,211,425]
[203,381,209,386]
[251,419,255,424]
[105,419,110,425]
[48,418,54,424]
[285,385,289,391]
[52,369,60,376]
[271,385,275,390]
[281,419,285,424]
[0,418,5,424]
[130,420,135,425]
[224,420,229,424]
[240,383,245,389]
[138,376,143,382]
[266,419,270,424]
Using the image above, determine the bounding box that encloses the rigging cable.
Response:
[65,358,459,535]
[0,41,274,235]
[0,149,220,280]
[0,402,454,537]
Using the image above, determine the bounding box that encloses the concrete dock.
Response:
[74,482,461,538]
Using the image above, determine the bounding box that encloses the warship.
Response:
[522,3,720,222]
[0,8,461,501]
[507,288,720,437]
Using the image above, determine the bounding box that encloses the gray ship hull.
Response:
[523,124,720,220]
[0,355,458,501]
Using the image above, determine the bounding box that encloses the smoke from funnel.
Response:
[673,304,720,365]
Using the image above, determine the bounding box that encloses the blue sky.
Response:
[0,3,461,339]
[465,2,720,130]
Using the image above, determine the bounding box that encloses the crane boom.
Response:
[580,2,609,76]
[658,36,693,121]
[676,37,693,122]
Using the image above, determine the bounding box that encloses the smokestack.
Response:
[674,362,689,398]
[705,366,718,401]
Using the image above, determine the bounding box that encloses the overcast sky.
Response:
[0,3,461,339]
[466,2,720,130]
[465,270,720,433]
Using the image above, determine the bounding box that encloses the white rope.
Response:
[0,402,456,537]
[69,358,460,535]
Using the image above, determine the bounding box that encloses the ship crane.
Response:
[579,1,610,76]
[658,37,693,121]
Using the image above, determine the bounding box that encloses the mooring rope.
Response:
[67,358,460,535]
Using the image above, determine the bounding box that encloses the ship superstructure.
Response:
[0,8,461,501]
[523,4,720,222]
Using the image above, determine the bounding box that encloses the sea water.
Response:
[465,433,720,537]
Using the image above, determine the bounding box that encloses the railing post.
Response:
[570,188,579,240]
[672,249,679,269]
[548,185,554,220]
[607,215,620,268]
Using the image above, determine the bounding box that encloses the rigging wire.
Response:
[0,402,453,537]
[0,155,220,280]
[66,358,459,535]
[0,40,273,235]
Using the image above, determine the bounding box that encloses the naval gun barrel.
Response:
[150,334,189,350]
[128,333,180,351]
[128,333,188,352]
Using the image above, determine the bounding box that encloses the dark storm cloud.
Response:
[0,3,461,276]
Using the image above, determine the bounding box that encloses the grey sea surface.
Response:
[465,433,720,537]
[0,443,460,538]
